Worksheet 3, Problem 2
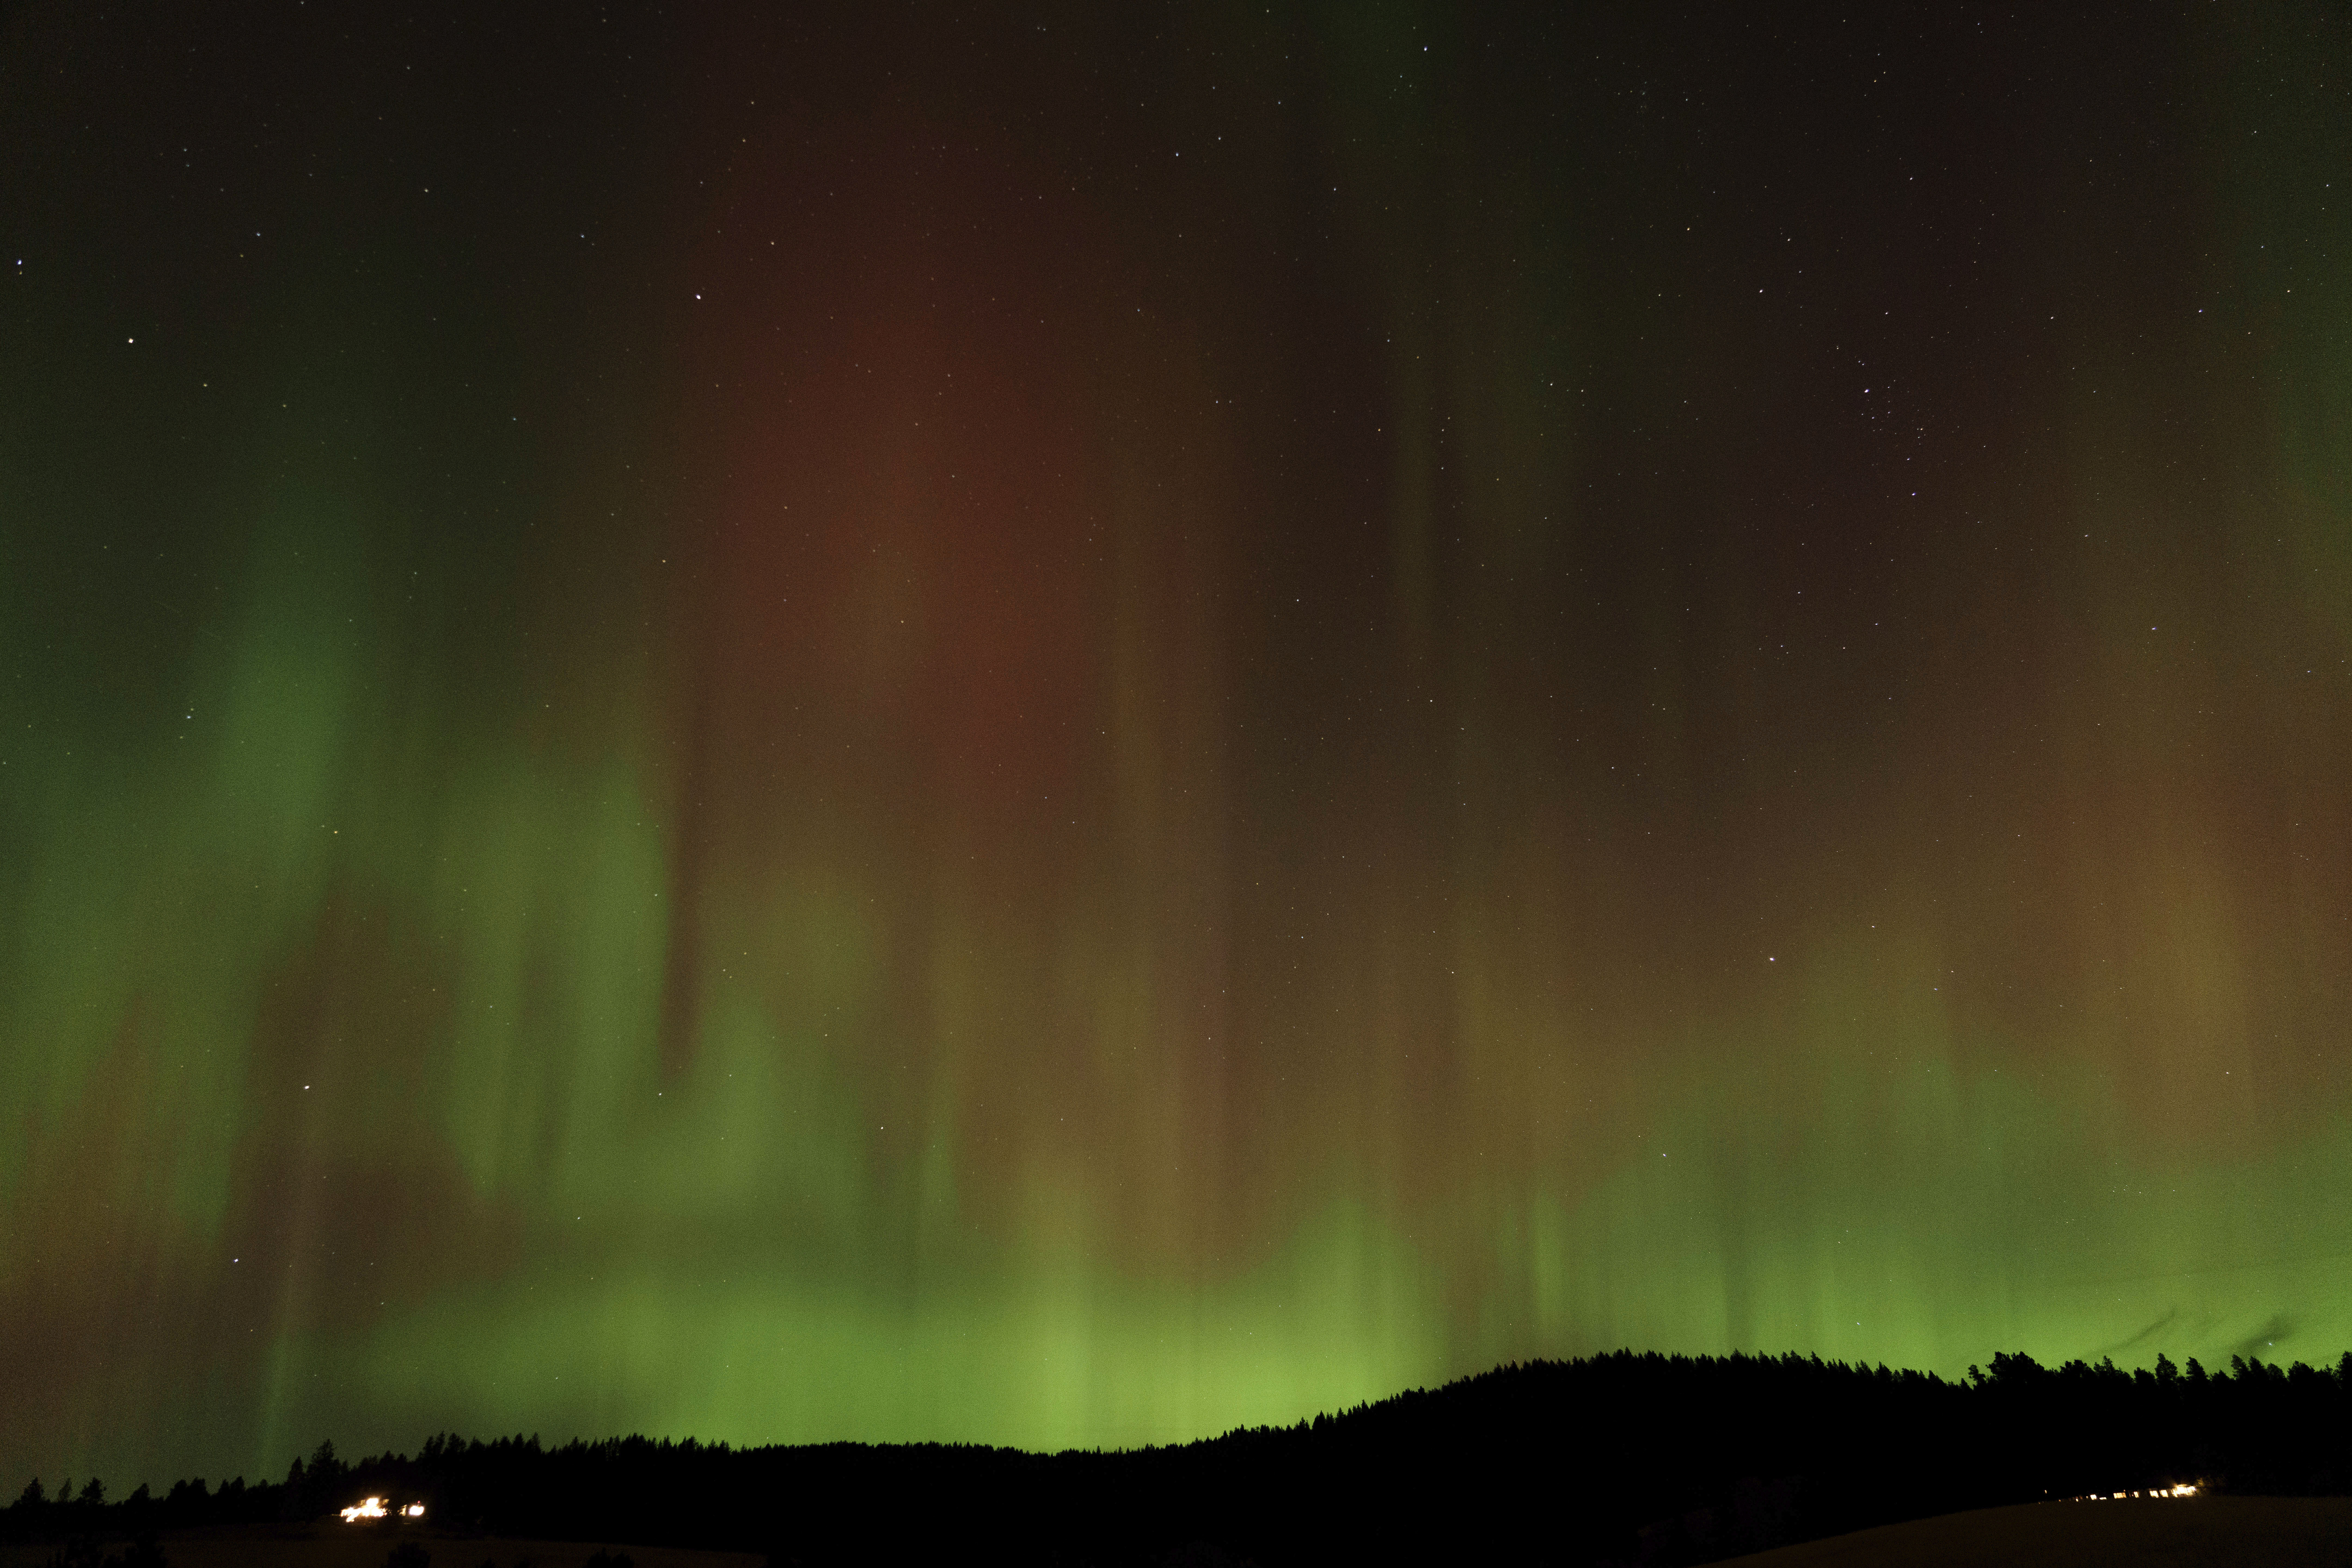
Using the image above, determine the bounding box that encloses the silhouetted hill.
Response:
[9,1349,2350,1566]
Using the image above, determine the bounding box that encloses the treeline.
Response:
[6,1348,2350,1567]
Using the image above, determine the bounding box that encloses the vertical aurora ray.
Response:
[2,1,2350,1488]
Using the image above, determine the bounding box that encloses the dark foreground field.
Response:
[0,1528,760,1568]
[1718,1497,2352,1568]
[3,1499,2348,1568]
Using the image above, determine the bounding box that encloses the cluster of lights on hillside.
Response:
[2071,1484,2199,1501]
[339,1496,426,1523]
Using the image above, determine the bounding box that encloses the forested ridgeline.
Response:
[8,1349,2350,1567]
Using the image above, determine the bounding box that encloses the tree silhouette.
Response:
[6,1349,2352,1566]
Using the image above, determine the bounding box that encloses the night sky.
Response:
[4,1,2350,1490]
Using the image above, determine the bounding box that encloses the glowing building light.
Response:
[403,1503,426,1518]
[340,1497,389,1523]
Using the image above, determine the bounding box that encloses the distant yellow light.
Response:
[403,1503,426,1519]
[340,1497,389,1523]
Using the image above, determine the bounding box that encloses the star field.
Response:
[2,1,2349,1490]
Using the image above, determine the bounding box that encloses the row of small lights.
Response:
[340,1497,426,1523]
[2073,1484,2199,1501]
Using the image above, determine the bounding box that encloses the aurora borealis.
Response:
[4,0,2351,1492]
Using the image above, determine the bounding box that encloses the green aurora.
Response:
[3,2,2350,1488]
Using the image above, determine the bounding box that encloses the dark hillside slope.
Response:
[1716,1496,2352,1568]
[9,1350,2348,1566]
